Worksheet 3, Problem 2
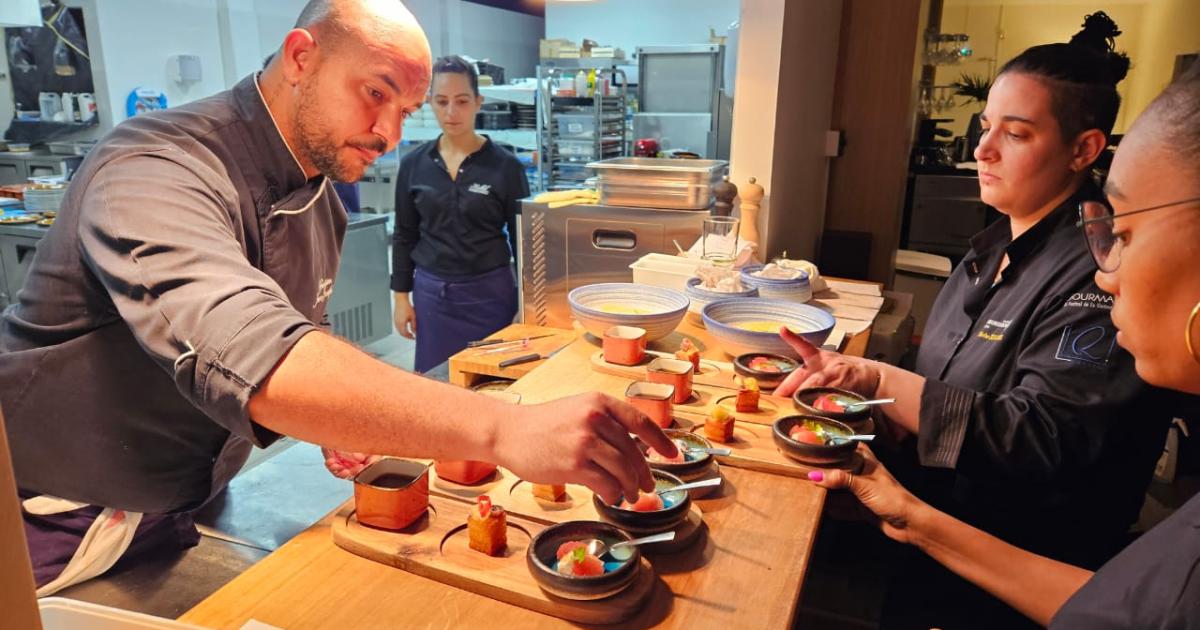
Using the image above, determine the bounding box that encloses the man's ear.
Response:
[278,28,320,86]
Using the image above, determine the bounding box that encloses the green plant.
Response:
[951,73,992,108]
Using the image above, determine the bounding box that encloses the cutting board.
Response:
[331,495,657,625]
[428,465,706,554]
[448,324,578,388]
[672,409,863,478]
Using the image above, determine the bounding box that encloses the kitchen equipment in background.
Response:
[38,92,61,121]
[518,200,705,329]
[904,173,995,258]
[633,138,659,158]
[739,177,763,248]
[628,253,701,291]
[536,61,630,191]
[22,183,66,214]
[893,249,951,338]
[59,93,75,122]
[634,45,732,160]
[711,177,737,217]
[588,157,728,210]
[701,216,739,264]
[76,93,96,122]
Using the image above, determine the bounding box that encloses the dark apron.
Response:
[412,265,517,373]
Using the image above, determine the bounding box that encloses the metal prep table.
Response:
[517,199,707,328]
[0,212,392,346]
[0,148,84,185]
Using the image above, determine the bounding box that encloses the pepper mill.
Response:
[739,176,764,246]
[711,176,738,217]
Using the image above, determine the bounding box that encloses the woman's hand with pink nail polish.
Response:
[807,445,929,545]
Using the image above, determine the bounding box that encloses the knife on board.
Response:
[498,343,569,368]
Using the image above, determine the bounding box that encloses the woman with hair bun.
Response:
[808,60,1200,628]
[779,12,1192,628]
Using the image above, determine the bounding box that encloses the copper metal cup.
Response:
[353,458,430,530]
[625,381,675,428]
[603,325,647,366]
[647,357,694,404]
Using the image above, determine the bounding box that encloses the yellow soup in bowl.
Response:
[732,320,801,334]
[595,303,655,315]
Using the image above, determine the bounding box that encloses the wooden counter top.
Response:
[182,330,834,628]
[180,464,823,629]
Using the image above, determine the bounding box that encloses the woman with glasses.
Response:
[779,14,1187,628]
[807,62,1200,628]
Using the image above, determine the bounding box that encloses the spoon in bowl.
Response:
[682,446,732,456]
[584,531,676,561]
[823,433,875,445]
[837,397,895,412]
[657,478,722,494]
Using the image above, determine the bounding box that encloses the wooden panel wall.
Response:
[823,0,928,284]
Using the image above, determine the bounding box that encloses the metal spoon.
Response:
[837,397,895,411]
[584,531,677,561]
[683,446,731,457]
[824,433,876,445]
[657,478,722,494]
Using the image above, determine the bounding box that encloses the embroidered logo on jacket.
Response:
[314,278,334,308]
[1055,325,1116,367]
[1064,292,1114,310]
[976,318,1011,342]
[468,183,492,195]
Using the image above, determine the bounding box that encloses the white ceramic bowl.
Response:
[701,298,835,358]
[740,264,813,303]
[568,283,689,341]
[684,276,758,323]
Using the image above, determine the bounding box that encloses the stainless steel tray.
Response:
[588,157,728,209]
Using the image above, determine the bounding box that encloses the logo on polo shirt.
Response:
[468,183,492,195]
[1064,292,1114,310]
[976,318,1011,342]
[1055,324,1116,367]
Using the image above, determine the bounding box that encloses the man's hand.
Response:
[393,293,416,339]
[775,327,880,398]
[322,448,382,479]
[492,392,677,506]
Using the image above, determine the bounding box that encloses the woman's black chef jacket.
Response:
[390,136,528,292]
[910,182,1183,567]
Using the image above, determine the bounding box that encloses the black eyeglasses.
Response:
[1076,196,1200,272]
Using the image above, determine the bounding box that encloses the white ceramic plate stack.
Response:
[683,276,758,323]
[740,264,813,303]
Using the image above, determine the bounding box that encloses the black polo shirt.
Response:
[910,182,1184,567]
[1050,493,1200,628]
[391,136,528,292]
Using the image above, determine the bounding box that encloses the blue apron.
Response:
[412,265,517,373]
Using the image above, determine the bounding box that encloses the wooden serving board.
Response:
[589,349,742,391]
[331,495,657,625]
[672,409,863,478]
[428,465,706,554]
[589,350,798,427]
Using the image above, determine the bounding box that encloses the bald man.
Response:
[0,0,673,593]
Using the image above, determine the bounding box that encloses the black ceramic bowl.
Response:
[635,429,713,477]
[772,415,857,466]
[526,520,640,600]
[732,352,800,390]
[792,387,872,430]
[592,470,691,532]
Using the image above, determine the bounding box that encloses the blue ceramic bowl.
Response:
[701,298,835,358]
[684,277,758,322]
[740,264,813,303]
[568,283,689,341]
